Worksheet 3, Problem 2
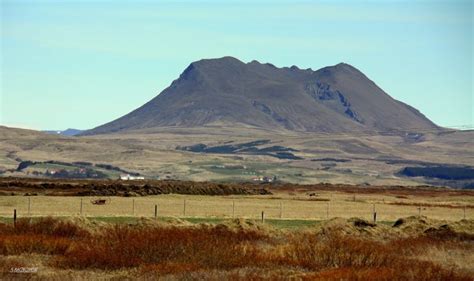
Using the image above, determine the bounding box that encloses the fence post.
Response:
[13,209,17,227]
[183,199,186,216]
[154,204,158,219]
[418,206,421,216]
[326,202,329,219]
[279,202,283,219]
[261,211,265,223]
[132,199,135,216]
[373,204,376,223]
[28,197,31,216]
[232,200,235,218]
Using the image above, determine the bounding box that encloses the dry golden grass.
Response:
[0,216,472,280]
[0,190,472,221]
[417,245,474,275]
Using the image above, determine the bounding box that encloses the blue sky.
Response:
[1,0,472,130]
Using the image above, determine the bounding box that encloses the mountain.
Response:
[83,57,439,135]
[43,128,83,136]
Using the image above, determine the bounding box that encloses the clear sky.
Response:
[1,0,472,130]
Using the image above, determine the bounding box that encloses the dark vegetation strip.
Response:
[399,166,474,180]
[176,140,303,160]
[388,201,474,209]
[0,178,272,196]
[2,177,474,197]
[15,160,141,178]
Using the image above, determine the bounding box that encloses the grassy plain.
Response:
[0,189,472,222]
[2,125,473,186]
[0,179,472,280]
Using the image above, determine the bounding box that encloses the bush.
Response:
[0,218,90,256]
[56,225,266,270]
[0,234,71,255]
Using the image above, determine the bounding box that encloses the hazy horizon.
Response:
[1,0,472,130]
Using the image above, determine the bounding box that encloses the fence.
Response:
[0,195,470,222]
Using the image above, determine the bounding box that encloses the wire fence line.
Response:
[0,196,470,222]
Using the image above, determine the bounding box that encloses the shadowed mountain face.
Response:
[84,57,438,135]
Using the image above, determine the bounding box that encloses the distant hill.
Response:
[82,57,439,135]
[43,128,83,136]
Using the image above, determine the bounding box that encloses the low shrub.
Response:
[0,234,71,255]
[284,233,397,269]
[0,217,90,238]
[0,217,471,280]
[56,225,266,270]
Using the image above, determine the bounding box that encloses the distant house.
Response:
[120,174,145,180]
[46,169,58,175]
[252,176,276,183]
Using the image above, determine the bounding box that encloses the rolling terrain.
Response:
[1,125,473,187]
[0,58,472,187]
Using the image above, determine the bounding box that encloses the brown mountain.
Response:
[83,57,438,135]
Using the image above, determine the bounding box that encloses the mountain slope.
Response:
[83,57,438,135]
[43,128,83,136]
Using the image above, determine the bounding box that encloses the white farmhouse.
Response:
[120,174,145,180]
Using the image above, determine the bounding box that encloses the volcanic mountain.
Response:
[84,57,438,135]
